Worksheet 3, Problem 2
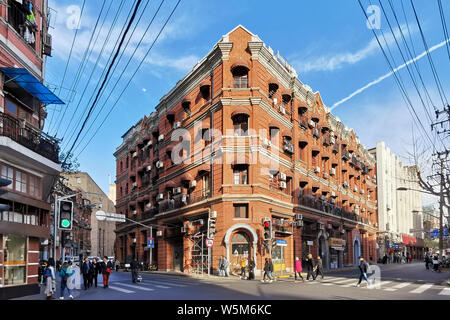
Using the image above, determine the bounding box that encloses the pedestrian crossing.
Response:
[299,276,449,296]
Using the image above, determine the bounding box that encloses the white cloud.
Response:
[292,24,417,73]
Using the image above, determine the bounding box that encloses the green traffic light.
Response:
[61,219,71,228]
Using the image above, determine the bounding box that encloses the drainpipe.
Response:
[208,69,214,276]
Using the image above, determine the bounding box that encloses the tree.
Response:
[59,151,80,172]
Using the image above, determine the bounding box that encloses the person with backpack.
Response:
[59,262,75,299]
[294,257,305,283]
[355,256,371,287]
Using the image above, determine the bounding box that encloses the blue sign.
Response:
[276,239,287,246]
[430,229,449,239]
[147,237,154,249]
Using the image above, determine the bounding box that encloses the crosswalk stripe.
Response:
[438,288,450,295]
[108,286,135,294]
[116,283,155,291]
[392,282,412,289]
[410,284,434,294]
[144,280,186,287]
[153,284,171,289]
[333,278,356,284]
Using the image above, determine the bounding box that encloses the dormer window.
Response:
[232,114,249,136]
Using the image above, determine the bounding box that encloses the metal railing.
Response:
[0,112,59,163]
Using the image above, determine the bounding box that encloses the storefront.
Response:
[328,237,344,269]
[272,239,287,275]
[2,234,27,286]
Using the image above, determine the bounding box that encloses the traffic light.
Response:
[58,200,73,230]
[207,211,217,239]
[0,178,12,212]
[263,218,272,240]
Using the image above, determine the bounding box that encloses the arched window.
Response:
[232,114,249,136]
[233,66,248,88]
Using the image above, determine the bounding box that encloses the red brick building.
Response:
[0,0,60,299]
[114,26,378,276]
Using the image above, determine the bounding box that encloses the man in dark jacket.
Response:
[356,256,371,287]
[130,259,139,283]
[247,259,255,280]
[305,254,316,281]
[100,256,113,288]
[261,258,270,282]
[81,257,93,290]
[315,256,324,280]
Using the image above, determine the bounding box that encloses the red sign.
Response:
[402,235,417,245]
[206,239,214,247]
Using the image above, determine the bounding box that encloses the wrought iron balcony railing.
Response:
[0,112,59,163]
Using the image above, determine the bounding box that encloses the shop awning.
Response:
[402,234,417,245]
[0,67,64,104]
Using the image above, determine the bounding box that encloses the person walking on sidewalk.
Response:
[42,260,55,300]
[81,257,93,290]
[261,258,271,283]
[315,256,325,280]
[356,256,371,288]
[305,254,316,281]
[59,262,75,299]
[131,259,139,283]
[248,259,255,280]
[100,256,113,288]
[267,258,276,282]
[294,257,305,283]
[91,258,100,287]
[218,256,225,277]
[240,257,248,279]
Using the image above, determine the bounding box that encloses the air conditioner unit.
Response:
[43,33,52,56]
[330,168,336,176]
[174,122,181,129]
[146,165,152,171]
[320,195,326,201]
[354,186,358,192]
[273,98,278,104]
[210,211,217,218]
[295,214,303,220]
[330,137,336,144]
[157,193,164,201]
[279,106,286,115]
[309,120,316,128]
[330,198,336,204]
[132,152,137,158]
[340,229,345,234]
[343,181,349,188]
[181,226,187,233]
[323,173,329,179]
[297,220,304,227]
[318,223,324,230]
[132,210,137,215]
[133,238,137,243]
[158,134,164,142]
[146,203,152,209]
[279,173,287,181]
[181,194,188,203]
[279,181,287,189]
[360,189,365,194]
[132,182,137,188]
[156,161,164,169]
[156,231,163,237]
[361,208,366,212]
[190,180,197,188]
[327,223,333,229]
[331,191,336,197]
[174,187,181,194]
[314,166,320,173]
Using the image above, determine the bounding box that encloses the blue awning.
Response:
[0,67,64,104]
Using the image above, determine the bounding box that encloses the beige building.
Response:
[108,184,116,205]
[61,172,116,258]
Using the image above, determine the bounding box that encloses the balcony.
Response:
[157,192,208,214]
[283,141,294,154]
[341,149,350,161]
[272,218,293,234]
[0,112,59,163]
[299,118,308,130]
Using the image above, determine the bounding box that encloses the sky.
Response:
[42,0,450,209]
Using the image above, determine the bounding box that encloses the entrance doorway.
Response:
[230,232,250,275]
[353,238,361,265]
[172,242,183,272]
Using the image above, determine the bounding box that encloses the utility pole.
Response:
[439,157,444,257]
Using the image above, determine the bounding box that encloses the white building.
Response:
[369,142,423,259]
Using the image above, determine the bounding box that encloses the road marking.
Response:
[438,288,450,295]
[392,282,413,289]
[333,278,356,284]
[153,284,171,289]
[108,286,135,294]
[116,283,155,291]
[410,284,434,294]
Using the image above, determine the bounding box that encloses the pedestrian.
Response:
[432,255,440,272]
[240,257,247,279]
[408,254,412,263]
[92,258,100,287]
[261,258,271,283]
[355,256,371,288]
[315,256,325,280]
[42,260,55,300]
[131,259,139,283]
[222,256,229,277]
[38,259,44,286]
[218,256,224,277]
[59,262,75,299]
[248,259,255,280]
[100,256,113,288]
[294,257,305,283]
[425,255,430,270]
[382,254,387,264]
[115,259,120,272]
[267,258,276,282]
[305,254,316,281]
[81,257,93,290]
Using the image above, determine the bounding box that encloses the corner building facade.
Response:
[114,26,378,276]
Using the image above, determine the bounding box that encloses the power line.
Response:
[52,0,108,138]
[62,0,144,166]
[46,0,86,134]
[72,0,167,155]
[74,0,183,159]
[437,0,450,62]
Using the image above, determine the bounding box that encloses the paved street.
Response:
[14,262,449,300]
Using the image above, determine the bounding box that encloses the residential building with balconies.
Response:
[0,0,61,299]
[114,26,378,276]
